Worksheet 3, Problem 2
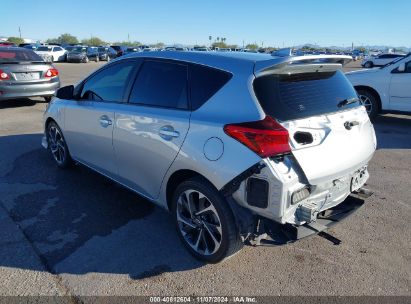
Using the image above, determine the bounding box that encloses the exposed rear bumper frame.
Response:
[249,188,372,246]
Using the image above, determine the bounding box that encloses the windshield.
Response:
[37,46,52,51]
[254,70,359,121]
[71,47,87,53]
[381,53,411,69]
[0,49,44,63]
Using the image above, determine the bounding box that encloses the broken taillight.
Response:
[224,116,291,158]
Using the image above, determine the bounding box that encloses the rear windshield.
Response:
[0,49,43,63]
[37,46,51,51]
[253,70,359,121]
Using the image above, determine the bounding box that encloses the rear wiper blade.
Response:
[337,97,359,108]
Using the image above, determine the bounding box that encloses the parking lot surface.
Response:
[0,60,410,298]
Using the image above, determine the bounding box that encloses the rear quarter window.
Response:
[189,64,232,110]
[253,70,359,121]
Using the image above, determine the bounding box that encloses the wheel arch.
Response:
[354,85,382,113]
[165,169,214,211]
[45,117,57,129]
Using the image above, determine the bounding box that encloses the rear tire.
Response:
[172,176,243,263]
[46,121,73,168]
[357,88,379,120]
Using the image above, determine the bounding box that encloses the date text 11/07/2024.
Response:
[149,296,257,303]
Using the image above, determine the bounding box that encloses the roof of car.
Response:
[116,51,353,75]
[119,51,280,73]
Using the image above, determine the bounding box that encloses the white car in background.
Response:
[361,53,406,68]
[35,45,67,62]
[346,53,411,119]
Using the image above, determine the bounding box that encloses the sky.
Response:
[2,0,410,47]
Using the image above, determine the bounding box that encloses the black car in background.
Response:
[66,46,99,63]
[97,47,117,61]
[110,45,127,56]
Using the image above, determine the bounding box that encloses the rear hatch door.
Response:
[253,63,376,185]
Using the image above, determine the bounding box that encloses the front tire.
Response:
[46,121,73,168]
[364,61,373,68]
[172,177,243,263]
[357,88,379,120]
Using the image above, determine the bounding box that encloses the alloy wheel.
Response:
[48,125,67,165]
[358,94,373,115]
[176,190,223,256]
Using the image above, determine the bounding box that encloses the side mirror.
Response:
[56,85,74,100]
[398,62,406,72]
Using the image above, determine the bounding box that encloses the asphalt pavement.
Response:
[0,60,410,298]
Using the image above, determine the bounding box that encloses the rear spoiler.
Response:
[255,48,352,77]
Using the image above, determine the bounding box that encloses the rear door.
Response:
[253,68,376,185]
[63,60,137,177]
[113,59,190,199]
[389,59,411,111]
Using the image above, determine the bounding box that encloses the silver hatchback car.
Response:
[43,51,376,262]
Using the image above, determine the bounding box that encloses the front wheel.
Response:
[357,89,379,120]
[364,61,373,68]
[46,121,73,168]
[172,177,243,263]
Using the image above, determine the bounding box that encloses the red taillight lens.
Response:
[224,116,291,158]
[0,69,10,80]
[45,68,59,78]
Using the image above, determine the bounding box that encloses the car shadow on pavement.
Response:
[373,114,411,149]
[0,98,39,109]
[0,134,202,281]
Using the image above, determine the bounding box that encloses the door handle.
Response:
[99,115,112,128]
[159,125,180,140]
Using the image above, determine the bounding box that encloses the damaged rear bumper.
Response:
[248,188,372,246]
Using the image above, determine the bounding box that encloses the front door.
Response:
[389,60,411,111]
[63,60,137,177]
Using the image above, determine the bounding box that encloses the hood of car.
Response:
[345,68,380,77]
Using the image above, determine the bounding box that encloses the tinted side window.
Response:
[81,62,135,102]
[129,60,188,109]
[190,64,232,110]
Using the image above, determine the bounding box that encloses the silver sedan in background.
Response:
[0,47,60,102]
